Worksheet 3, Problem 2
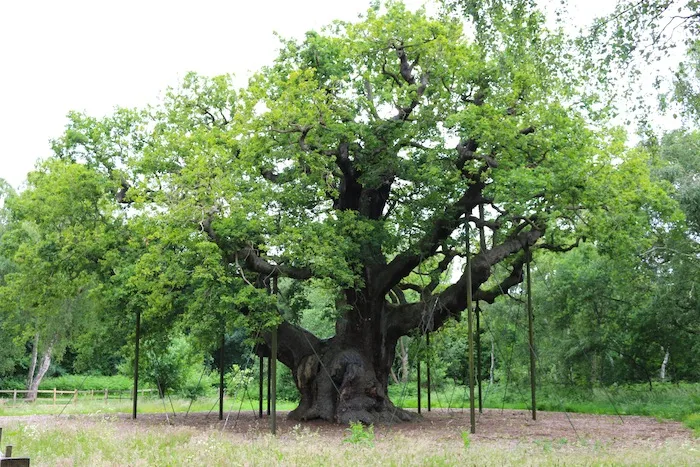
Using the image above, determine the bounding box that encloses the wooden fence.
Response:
[0,388,157,405]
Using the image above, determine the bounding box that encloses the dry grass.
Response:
[0,411,697,466]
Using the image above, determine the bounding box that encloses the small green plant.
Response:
[460,430,470,448]
[534,439,553,453]
[343,422,375,447]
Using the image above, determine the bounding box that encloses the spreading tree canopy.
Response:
[44,1,675,423]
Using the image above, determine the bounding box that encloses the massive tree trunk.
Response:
[277,298,414,424]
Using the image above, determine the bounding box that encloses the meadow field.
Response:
[0,406,697,466]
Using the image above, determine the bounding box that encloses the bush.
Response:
[39,374,134,391]
[225,364,255,398]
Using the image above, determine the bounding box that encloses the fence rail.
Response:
[0,388,157,405]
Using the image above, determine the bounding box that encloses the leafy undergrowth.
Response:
[0,375,137,391]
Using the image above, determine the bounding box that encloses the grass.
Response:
[0,418,696,466]
[2,378,698,434]
[388,381,700,435]
[0,378,697,465]
[0,395,298,417]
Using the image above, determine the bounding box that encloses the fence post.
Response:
[104,389,108,402]
[54,388,57,405]
[12,390,16,404]
[74,389,78,404]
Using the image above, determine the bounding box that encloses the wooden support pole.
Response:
[426,332,431,412]
[476,304,483,414]
[477,204,487,414]
[270,326,278,435]
[259,353,264,418]
[132,309,141,420]
[219,331,225,421]
[267,356,271,416]
[526,246,537,421]
[466,222,476,434]
[416,352,421,414]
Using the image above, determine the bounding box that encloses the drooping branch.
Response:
[201,216,313,280]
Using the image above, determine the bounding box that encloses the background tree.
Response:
[0,160,123,399]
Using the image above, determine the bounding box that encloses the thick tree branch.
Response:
[375,179,484,296]
[260,320,323,371]
[386,228,543,337]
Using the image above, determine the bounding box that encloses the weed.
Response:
[460,430,471,448]
[343,422,375,447]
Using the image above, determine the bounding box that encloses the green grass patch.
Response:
[388,381,699,433]
[0,395,298,417]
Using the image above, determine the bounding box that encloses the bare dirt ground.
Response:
[10,407,683,446]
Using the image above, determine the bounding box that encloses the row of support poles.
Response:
[257,353,273,419]
[130,305,281,436]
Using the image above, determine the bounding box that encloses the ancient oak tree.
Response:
[51,2,668,423]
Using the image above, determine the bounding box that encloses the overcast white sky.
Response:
[0,0,628,190]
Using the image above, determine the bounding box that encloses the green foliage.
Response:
[127,335,207,397]
[38,374,134,391]
[224,364,255,398]
[275,364,301,402]
[671,40,700,121]
[343,422,375,447]
[683,413,700,437]
[0,158,125,388]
